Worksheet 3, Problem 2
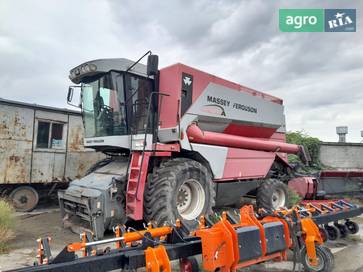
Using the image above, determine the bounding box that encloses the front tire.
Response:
[301,245,334,272]
[256,179,288,210]
[144,158,215,229]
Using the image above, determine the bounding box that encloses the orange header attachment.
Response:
[195,219,238,272]
[145,245,171,272]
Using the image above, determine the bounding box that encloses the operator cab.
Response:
[68,57,158,152]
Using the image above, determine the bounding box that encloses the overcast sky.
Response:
[0,0,362,142]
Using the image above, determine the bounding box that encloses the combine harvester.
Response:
[59,52,311,239]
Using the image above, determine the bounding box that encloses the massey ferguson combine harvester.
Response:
[59,52,310,239]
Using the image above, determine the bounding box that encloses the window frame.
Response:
[35,119,66,150]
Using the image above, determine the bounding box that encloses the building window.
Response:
[36,121,64,149]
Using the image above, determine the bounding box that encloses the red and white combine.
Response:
[59,52,310,239]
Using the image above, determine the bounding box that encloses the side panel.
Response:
[158,64,181,129]
[190,143,276,181]
[0,105,34,183]
[190,143,228,179]
[159,63,283,132]
[185,83,284,132]
[221,148,275,180]
[31,152,63,182]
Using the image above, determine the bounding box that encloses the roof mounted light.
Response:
[69,63,97,80]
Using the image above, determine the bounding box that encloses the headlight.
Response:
[69,63,97,81]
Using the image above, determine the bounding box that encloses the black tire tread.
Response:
[301,245,335,272]
[144,158,215,226]
[256,179,288,210]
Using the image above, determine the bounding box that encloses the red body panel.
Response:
[221,148,275,180]
[288,177,317,199]
[158,63,282,131]
[223,123,277,138]
[319,170,363,178]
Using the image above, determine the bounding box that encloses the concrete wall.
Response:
[319,142,363,169]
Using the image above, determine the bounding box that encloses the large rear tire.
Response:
[256,179,289,210]
[144,158,215,229]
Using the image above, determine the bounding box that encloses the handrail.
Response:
[134,91,169,200]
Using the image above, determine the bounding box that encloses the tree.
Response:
[286,131,322,170]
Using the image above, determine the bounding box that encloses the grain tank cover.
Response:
[158,63,286,137]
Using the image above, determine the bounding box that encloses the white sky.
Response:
[0,0,362,142]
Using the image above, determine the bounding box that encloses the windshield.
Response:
[82,72,127,137]
[81,71,155,139]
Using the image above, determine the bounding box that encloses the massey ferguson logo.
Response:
[205,95,258,116]
[183,76,192,86]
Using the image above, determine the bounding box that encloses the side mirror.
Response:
[147,54,159,76]
[67,86,81,108]
[67,87,74,102]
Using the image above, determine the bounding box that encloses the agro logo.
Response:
[279,9,324,32]
[285,15,318,29]
[325,9,356,32]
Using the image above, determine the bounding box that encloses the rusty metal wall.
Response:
[0,105,34,183]
[65,115,105,180]
[0,102,105,184]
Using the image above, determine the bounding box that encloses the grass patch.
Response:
[0,199,15,253]
[287,188,302,207]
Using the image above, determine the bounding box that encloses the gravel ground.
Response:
[0,207,362,271]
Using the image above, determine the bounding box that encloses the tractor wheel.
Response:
[144,158,215,230]
[9,186,39,212]
[256,179,289,210]
[324,224,341,241]
[345,220,359,234]
[301,245,334,272]
[334,222,348,238]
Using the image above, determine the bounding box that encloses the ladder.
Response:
[126,92,166,220]
[126,151,151,219]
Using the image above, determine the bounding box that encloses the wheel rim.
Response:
[271,188,286,209]
[176,179,205,220]
[305,250,324,271]
[11,187,38,211]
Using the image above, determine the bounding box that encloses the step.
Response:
[127,189,137,195]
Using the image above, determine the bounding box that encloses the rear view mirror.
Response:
[147,54,159,76]
[67,87,74,102]
[67,86,81,108]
